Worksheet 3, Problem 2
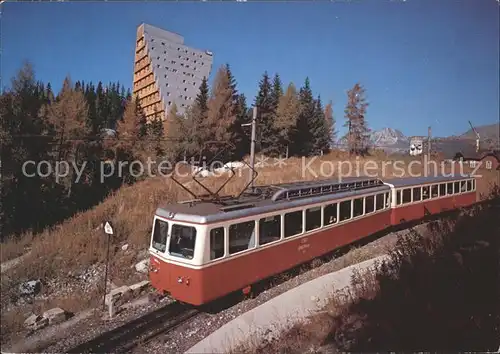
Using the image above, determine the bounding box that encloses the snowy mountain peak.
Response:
[370,128,407,146]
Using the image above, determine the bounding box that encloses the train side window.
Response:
[353,198,364,217]
[323,203,338,225]
[439,183,446,196]
[229,220,256,254]
[375,193,384,210]
[413,187,421,202]
[385,192,390,208]
[431,184,439,198]
[209,227,224,260]
[472,179,476,191]
[454,182,460,194]
[169,224,197,259]
[151,218,168,252]
[402,188,411,203]
[284,210,303,238]
[339,200,352,221]
[259,215,281,245]
[397,190,402,205]
[460,180,467,192]
[306,206,322,231]
[466,179,472,191]
[365,195,375,213]
[422,186,430,200]
[447,182,453,195]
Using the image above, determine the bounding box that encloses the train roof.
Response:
[156,176,390,224]
[385,174,473,188]
[155,174,475,225]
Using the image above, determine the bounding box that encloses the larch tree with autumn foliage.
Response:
[274,82,299,157]
[203,65,238,162]
[40,76,90,197]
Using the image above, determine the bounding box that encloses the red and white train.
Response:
[148,175,477,306]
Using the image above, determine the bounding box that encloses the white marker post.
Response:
[103,221,113,312]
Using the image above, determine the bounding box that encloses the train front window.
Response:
[169,224,197,259]
[152,219,169,252]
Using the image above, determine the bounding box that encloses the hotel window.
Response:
[485,161,492,169]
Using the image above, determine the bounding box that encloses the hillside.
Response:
[460,122,500,142]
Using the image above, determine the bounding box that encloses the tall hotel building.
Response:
[132,23,213,121]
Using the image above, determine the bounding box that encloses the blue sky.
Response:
[2,0,499,138]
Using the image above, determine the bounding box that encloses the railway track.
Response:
[66,301,199,354]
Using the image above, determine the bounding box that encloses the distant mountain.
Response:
[335,123,498,156]
[338,127,410,153]
[370,127,408,147]
[460,123,499,146]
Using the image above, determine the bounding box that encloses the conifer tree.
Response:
[231,93,249,159]
[270,73,284,112]
[254,71,274,155]
[311,95,332,155]
[182,76,209,159]
[344,83,370,155]
[294,77,316,156]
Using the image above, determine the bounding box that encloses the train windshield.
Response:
[169,224,197,259]
[152,218,169,252]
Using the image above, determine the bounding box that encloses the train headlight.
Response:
[177,277,183,284]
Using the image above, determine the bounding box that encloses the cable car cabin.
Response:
[384,175,477,225]
[148,177,393,306]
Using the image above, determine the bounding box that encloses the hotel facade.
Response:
[132,23,213,121]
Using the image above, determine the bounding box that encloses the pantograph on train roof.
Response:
[169,141,386,208]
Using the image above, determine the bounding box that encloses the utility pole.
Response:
[249,107,257,190]
[427,126,432,161]
[242,106,257,191]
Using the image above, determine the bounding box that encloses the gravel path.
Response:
[29,224,426,354]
